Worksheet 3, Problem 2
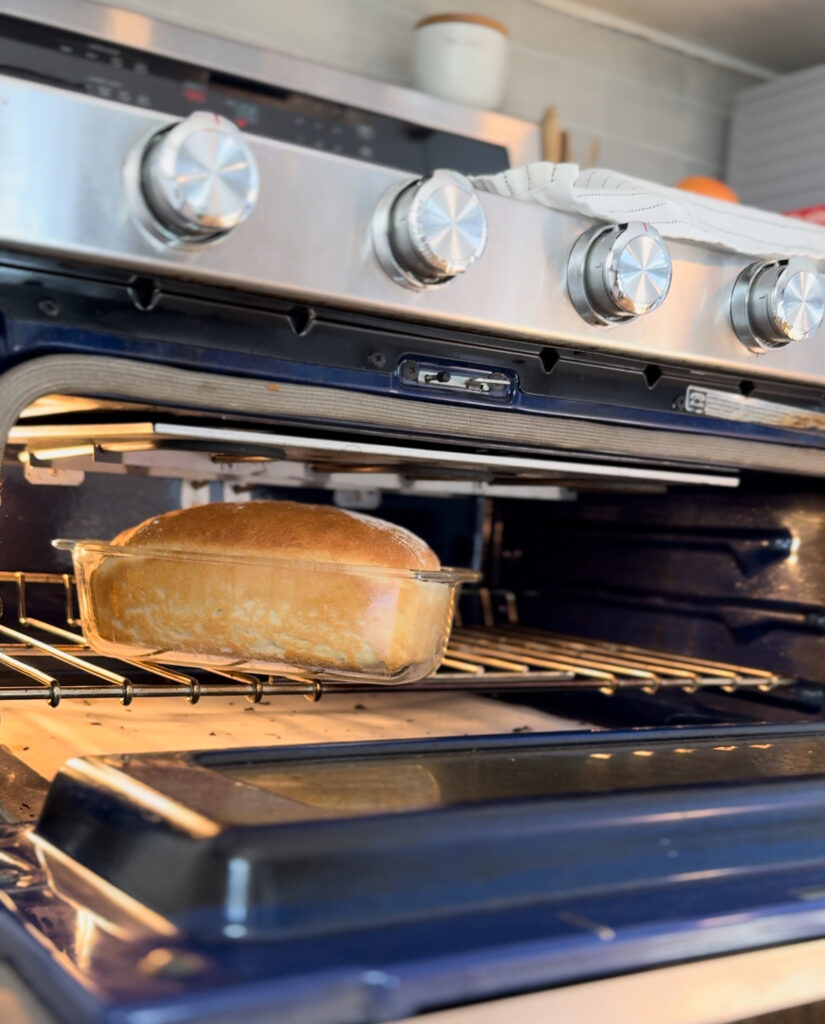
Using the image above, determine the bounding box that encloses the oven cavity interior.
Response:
[0,377,819,712]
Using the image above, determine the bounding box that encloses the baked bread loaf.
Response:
[110,500,440,570]
[85,501,453,680]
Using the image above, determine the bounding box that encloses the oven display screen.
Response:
[0,14,509,175]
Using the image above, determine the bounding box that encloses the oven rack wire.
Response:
[0,572,794,705]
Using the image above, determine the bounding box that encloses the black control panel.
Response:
[0,14,510,175]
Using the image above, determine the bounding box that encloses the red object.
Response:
[182,87,206,104]
[785,205,825,226]
[235,117,247,129]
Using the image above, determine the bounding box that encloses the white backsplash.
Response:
[92,0,759,183]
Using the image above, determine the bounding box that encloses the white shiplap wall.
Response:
[91,0,759,184]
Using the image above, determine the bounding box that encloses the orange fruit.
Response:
[676,176,739,203]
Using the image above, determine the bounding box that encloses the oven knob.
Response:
[141,112,259,240]
[567,222,673,325]
[373,170,488,288]
[731,257,825,352]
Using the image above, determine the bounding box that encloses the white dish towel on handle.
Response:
[472,163,825,262]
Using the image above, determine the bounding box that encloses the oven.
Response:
[2,3,825,1023]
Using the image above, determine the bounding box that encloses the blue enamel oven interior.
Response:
[5,251,825,714]
[6,360,820,999]
[2,260,825,1023]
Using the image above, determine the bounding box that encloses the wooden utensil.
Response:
[541,107,562,163]
[583,138,600,169]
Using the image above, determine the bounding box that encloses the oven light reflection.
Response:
[72,909,98,971]
[714,745,737,751]
[105,9,154,49]
[632,750,654,757]
[674,748,694,754]
[224,857,251,939]
[19,444,95,462]
[696,910,757,929]
[589,753,611,760]
[749,743,772,749]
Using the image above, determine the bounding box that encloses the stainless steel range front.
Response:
[3,56,825,388]
[2,4,825,1024]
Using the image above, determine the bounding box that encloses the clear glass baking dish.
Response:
[54,539,480,683]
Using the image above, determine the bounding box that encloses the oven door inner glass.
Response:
[214,733,825,816]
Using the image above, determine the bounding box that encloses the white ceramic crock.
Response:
[412,14,509,110]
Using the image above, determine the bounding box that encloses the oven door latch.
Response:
[397,359,515,400]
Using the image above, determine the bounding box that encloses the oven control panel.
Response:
[0,13,509,176]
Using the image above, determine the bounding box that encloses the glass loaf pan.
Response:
[55,540,480,683]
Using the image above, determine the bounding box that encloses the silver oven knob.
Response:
[567,222,672,325]
[372,170,487,289]
[141,112,259,240]
[731,257,825,352]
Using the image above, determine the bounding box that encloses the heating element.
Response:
[0,573,792,705]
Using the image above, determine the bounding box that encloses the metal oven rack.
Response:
[0,573,793,705]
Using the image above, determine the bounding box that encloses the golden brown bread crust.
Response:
[86,501,449,679]
[112,500,440,570]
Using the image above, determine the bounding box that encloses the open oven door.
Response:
[0,727,823,1024]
